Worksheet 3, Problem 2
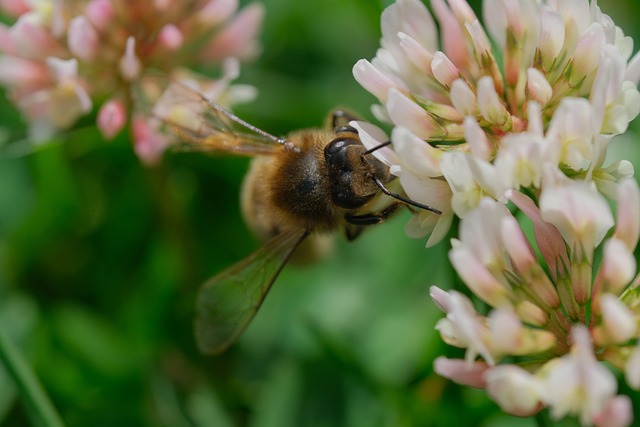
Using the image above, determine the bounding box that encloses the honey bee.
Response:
[145,78,441,354]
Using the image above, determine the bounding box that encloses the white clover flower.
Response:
[355,4,640,421]
[354,0,640,246]
[0,0,264,164]
[431,180,640,425]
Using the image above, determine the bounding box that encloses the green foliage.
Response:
[1,1,640,426]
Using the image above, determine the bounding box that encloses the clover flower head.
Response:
[0,0,264,163]
[354,0,640,246]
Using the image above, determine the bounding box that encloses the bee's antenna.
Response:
[364,140,442,215]
[371,176,442,215]
[362,140,392,156]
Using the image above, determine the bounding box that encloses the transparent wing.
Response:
[195,229,308,354]
[137,74,284,156]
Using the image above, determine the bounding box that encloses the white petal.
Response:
[392,126,441,176]
[625,342,640,389]
[387,89,444,139]
[350,121,399,167]
[598,293,636,344]
[463,116,491,161]
[540,181,614,255]
[599,238,636,295]
[450,78,477,116]
[538,6,565,69]
[485,365,543,416]
[477,76,509,128]
[431,51,459,88]
[614,178,640,251]
[526,67,552,106]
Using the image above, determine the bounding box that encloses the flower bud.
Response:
[97,99,126,140]
[68,16,99,60]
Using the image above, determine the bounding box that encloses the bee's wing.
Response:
[137,75,283,156]
[195,229,308,354]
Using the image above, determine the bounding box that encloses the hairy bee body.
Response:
[145,78,440,353]
[241,130,340,241]
[241,127,391,244]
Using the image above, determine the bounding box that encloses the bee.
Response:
[145,78,441,354]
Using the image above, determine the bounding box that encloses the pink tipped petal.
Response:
[449,245,510,308]
[434,357,488,388]
[158,24,184,51]
[465,19,491,55]
[133,116,170,166]
[614,179,640,251]
[97,99,126,140]
[446,291,495,365]
[450,79,477,116]
[431,0,471,70]
[526,68,553,106]
[430,286,451,313]
[119,37,142,81]
[481,0,506,49]
[445,0,477,25]
[538,6,565,69]
[592,395,633,427]
[540,181,614,257]
[571,23,606,81]
[10,17,61,60]
[0,23,15,54]
[595,294,636,345]
[431,51,459,88]
[598,238,636,295]
[84,0,114,31]
[202,3,264,61]
[500,215,536,272]
[398,32,434,73]
[507,190,569,280]
[68,16,99,61]
[387,89,445,140]
[0,56,47,87]
[198,0,239,26]
[381,0,438,53]
[353,59,405,103]
[0,0,30,16]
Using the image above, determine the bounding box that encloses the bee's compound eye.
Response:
[334,125,358,135]
[324,137,359,157]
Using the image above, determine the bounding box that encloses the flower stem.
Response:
[0,328,66,427]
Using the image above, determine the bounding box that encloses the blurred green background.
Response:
[1,1,640,426]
